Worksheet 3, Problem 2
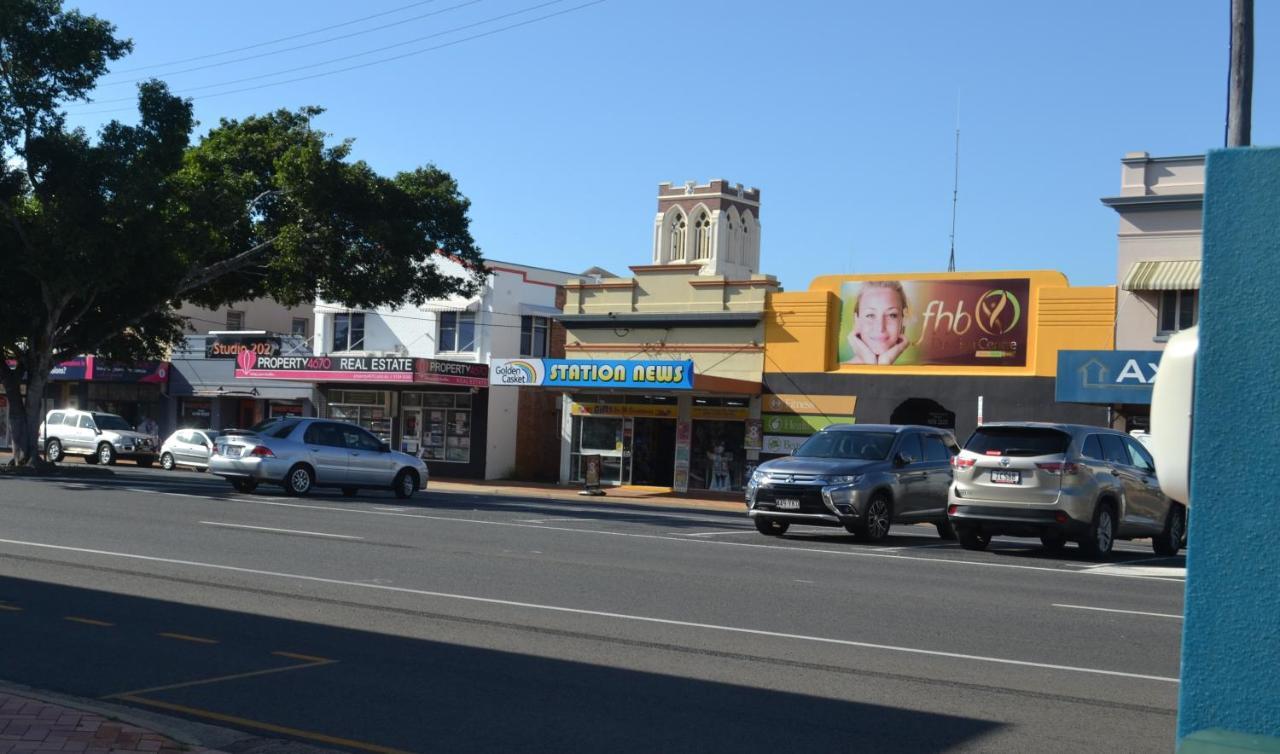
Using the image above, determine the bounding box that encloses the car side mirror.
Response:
[94,428,102,435]
[893,453,910,468]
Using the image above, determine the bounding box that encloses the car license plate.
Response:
[775,498,800,510]
[224,446,242,458]
[990,470,1020,485]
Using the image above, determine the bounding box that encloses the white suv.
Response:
[39,409,158,467]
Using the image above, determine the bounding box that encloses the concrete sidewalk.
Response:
[0,683,337,754]
[429,477,745,513]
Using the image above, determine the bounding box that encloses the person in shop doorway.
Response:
[138,415,160,445]
[707,441,733,491]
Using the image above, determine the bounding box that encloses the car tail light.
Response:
[948,504,958,515]
[250,445,275,458]
[1054,511,1069,524]
[1035,461,1081,476]
[951,456,976,469]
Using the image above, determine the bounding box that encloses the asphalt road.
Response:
[0,465,1186,753]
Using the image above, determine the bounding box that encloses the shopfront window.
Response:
[400,391,472,463]
[691,420,747,492]
[326,389,390,443]
[179,398,212,429]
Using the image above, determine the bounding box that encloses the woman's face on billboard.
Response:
[855,286,905,355]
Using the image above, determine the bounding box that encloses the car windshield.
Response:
[92,414,132,431]
[965,427,1072,457]
[794,431,895,460]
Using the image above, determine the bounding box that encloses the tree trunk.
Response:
[1,359,51,468]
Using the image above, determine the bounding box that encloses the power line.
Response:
[94,0,485,89]
[104,0,448,75]
[71,0,605,115]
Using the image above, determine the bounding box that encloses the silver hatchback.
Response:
[947,422,1186,558]
[209,417,429,498]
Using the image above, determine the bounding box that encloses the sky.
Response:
[63,0,1279,292]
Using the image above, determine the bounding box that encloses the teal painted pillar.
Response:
[1178,147,1280,745]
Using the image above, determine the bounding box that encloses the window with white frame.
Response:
[520,315,550,357]
[694,211,712,260]
[331,312,365,352]
[439,311,477,352]
[1157,290,1197,336]
[225,310,245,330]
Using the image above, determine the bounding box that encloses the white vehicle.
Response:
[159,428,221,471]
[39,409,158,466]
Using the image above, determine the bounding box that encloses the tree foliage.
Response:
[0,0,485,466]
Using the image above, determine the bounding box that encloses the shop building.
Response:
[1054,152,1204,431]
[297,256,573,480]
[763,270,1115,452]
[544,179,777,492]
[166,332,319,431]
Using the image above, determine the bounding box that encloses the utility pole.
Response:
[1226,0,1253,147]
[947,94,960,273]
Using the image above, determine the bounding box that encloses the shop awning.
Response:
[420,295,481,312]
[1120,260,1201,291]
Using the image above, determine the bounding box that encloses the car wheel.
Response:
[1078,502,1116,559]
[136,458,153,468]
[957,525,990,551]
[1152,503,1186,557]
[935,518,957,540]
[97,443,117,466]
[285,465,314,497]
[232,478,258,493]
[856,495,892,542]
[392,469,418,499]
[160,453,176,471]
[754,517,789,536]
[341,487,359,498]
[45,439,63,463]
[1040,534,1068,553]
[84,452,99,464]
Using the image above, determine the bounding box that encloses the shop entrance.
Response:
[630,418,676,486]
[890,397,956,430]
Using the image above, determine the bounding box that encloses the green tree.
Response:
[0,0,485,467]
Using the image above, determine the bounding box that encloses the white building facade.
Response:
[313,257,571,479]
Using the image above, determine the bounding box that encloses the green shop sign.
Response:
[763,413,852,435]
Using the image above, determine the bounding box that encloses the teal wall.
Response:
[1178,147,1280,740]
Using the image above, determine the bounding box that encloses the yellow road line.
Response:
[157,632,220,645]
[272,651,333,663]
[64,616,114,626]
[112,696,413,754]
[103,657,336,698]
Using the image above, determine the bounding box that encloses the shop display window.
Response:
[401,392,472,463]
[690,420,747,491]
[326,390,391,443]
[179,399,212,429]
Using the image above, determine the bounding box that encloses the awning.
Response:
[419,295,481,313]
[1121,260,1201,291]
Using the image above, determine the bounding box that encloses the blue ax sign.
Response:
[1056,350,1163,404]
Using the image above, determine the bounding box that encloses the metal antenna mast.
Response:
[947,115,960,273]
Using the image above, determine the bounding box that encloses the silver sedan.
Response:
[209,417,429,498]
[159,428,220,471]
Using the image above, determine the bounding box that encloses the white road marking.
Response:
[1076,565,1187,579]
[198,522,364,540]
[668,530,757,537]
[0,537,1179,685]
[373,507,407,512]
[1053,604,1183,620]
[125,488,158,494]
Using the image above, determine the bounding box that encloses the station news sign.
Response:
[489,358,695,390]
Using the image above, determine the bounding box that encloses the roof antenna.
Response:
[947,92,960,273]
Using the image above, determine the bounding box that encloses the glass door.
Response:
[400,408,422,455]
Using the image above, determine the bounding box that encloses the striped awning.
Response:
[1120,260,1201,291]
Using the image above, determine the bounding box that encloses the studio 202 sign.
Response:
[490,358,694,390]
[206,335,280,359]
[836,278,1030,367]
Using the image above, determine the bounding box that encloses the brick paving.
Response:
[0,692,221,754]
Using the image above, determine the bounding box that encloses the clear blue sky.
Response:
[65,0,1278,292]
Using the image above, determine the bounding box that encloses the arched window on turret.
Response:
[668,210,688,261]
[694,210,712,260]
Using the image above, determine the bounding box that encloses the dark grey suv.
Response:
[746,425,958,542]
